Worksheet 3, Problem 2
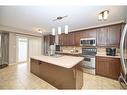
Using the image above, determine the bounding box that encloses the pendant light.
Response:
[65,25,68,34]
[58,27,61,35]
[52,28,55,36]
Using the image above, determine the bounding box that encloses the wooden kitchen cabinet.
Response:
[96,24,122,47]
[107,24,122,47]
[97,27,108,46]
[84,29,97,38]
[59,33,69,46]
[30,59,40,77]
[59,33,63,46]
[96,56,121,80]
[74,32,82,46]
[68,32,75,46]
[31,58,83,89]
[53,23,123,47]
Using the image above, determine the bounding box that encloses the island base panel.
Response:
[30,58,83,89]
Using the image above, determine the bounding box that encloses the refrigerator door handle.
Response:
[120,23,127,77]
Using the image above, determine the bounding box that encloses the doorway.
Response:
[17,37,28,63]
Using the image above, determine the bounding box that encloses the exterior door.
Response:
[17,37,28,63]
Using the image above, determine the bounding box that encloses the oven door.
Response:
[81,56,95,69]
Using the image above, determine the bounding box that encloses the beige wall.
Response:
[9,32,44,65]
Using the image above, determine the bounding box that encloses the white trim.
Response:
[0,24,42,37]
[16,36,29,63]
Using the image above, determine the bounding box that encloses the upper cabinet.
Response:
[46,23,124,47]
[59,32,75,46]
[74,32,82,46]
[96,24,122,47]
[84,29,97,38]
[97,27,108,46]
[107,24,122,47]
[68,32,75,46]
[59,33,64,46]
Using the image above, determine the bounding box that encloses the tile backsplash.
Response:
[97,47,120,56]
[61,46,120,55]
[61,46,82,53]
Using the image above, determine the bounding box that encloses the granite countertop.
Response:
[31,55,84,69]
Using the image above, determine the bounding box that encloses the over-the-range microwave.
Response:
[80,38,96,46]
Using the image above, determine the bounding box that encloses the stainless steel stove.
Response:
[81,47,97,75]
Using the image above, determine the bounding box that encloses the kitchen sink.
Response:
[44,54,63,58]
[51,54,63,58]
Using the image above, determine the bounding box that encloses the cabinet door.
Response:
[108,58,121,79]
[69,32,75,46]
[96,56,121,80]
[75,32,82,46]
[96,57,109,76]
[107,24,122,47]
[97,27,108,46]
[65,34,70,46]
[59,33,64,46]
[85,29,97,38]
[30,59,40,77]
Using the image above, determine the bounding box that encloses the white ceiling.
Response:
[0,6,127,34]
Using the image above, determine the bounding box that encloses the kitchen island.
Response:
[30,55,84,89]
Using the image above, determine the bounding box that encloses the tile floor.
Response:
[0,63,123,89]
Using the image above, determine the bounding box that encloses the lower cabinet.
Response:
[30,59,40,77]
[96,56,121,80]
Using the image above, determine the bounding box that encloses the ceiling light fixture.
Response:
[98,13,103,20]
[58,27,61,35]
[103,10,109,20]
[52,16,69,36]
[65,25,69,34]
[37,29,43,33]
[98,10,109,21]
[52,28,55,36]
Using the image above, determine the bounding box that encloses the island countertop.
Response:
[31,55,84,69]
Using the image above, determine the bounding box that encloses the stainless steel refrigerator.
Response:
[119,23,127,88]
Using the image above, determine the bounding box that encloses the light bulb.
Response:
[52,28,55,36]
[58,27,61,35]
[65,25,68,34]
[98,13,103,20]
[103,10,109,20]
